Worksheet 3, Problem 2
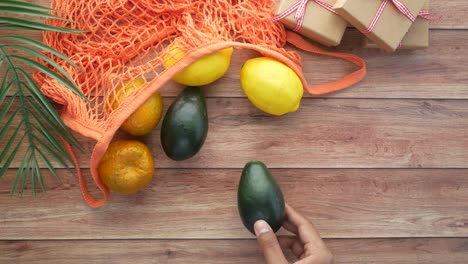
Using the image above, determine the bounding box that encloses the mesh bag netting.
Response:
[33,0,366,208]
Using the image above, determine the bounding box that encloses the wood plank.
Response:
[3,30,468,99]
[1,238,468,264]
[430,0,468,29]
[1,168,468,239]
[4,98,468,169]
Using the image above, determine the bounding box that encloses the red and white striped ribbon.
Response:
[363,0,416,34]
[391,0,416,21]
[315,0,336,14]
[270,0,336,31]
[418,10,442,20]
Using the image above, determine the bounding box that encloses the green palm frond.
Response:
[0,0,85,196]
[1,0,53,11]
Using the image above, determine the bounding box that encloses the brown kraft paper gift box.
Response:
[333,0,426,52]
[274,0,347,46]
[363,0,430,49]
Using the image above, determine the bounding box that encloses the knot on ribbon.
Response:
[270,0,336,31]
[364,0,417,34]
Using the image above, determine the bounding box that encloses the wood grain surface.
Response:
[1,168,468,239]
[1,238,468,264]
[1,0,468,263]
[3,98,468,169]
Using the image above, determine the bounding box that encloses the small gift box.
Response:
[272,0,348,47]
[333,0,427,52]
[362,1,435,49]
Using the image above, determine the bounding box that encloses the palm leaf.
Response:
[0,78,14,105]
[0,36,81,70]
[20,151,34,195]
[12,145,29,195]
[36,148,59,181]
[20,69,82,134]
[0,95,15,125]
[9,133,28,195]
[31,151,37,196]
[0,17,81,33]
[0,118,22,164]
[0,106,20,140]
[0,6,69,21]
[27,108,75,161]
[7,45,76,82]
[0,129,24,176]
[36,161,47,194]
[0,24,45,30]
[0,0,53,11]
[23,92,80,148]
[0,0,87,196]
[11,55,87,101]
[33,133,73,173]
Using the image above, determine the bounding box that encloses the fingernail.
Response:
[254,220,271,235]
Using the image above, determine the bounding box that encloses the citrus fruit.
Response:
[110,78,163,136]
[98,140,155,194]
[240,57,303,116]
[163,41,233,86]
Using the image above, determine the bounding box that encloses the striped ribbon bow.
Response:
[270,0,336,31]
[364,0,418,34]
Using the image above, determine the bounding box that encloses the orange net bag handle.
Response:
[63,139,109,208]
[285,31,367,95]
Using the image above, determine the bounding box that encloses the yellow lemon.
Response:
[240,57,303,116]
[163,41,233,86]
[110,78,163,136]
[98,140,154,194]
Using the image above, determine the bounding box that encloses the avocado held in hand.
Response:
[238,160,285,234]
[160,87,208,161]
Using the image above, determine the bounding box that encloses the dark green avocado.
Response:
[237,160,285,234]
[160,86,208,161]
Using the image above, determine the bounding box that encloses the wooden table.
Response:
[1,0,468,263]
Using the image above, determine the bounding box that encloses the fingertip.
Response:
[284,203,294,215]
[284,204,308,225]
[254,220,271,236]
[255,222,290,264]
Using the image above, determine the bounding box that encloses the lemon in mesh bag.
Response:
[163,41,234,86]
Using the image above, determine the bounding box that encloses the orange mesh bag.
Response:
[33,0,366,208]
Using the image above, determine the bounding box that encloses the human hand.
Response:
[254,204,333,264]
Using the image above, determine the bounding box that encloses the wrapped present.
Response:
[272,0,348,46]
[333,0,427,51]
[362,1,439,49]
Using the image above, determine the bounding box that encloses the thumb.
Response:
[254,220,289,264]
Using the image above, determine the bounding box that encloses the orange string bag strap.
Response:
[286,31,367,95]
[269,0,366,95]
[62,138,110,208]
